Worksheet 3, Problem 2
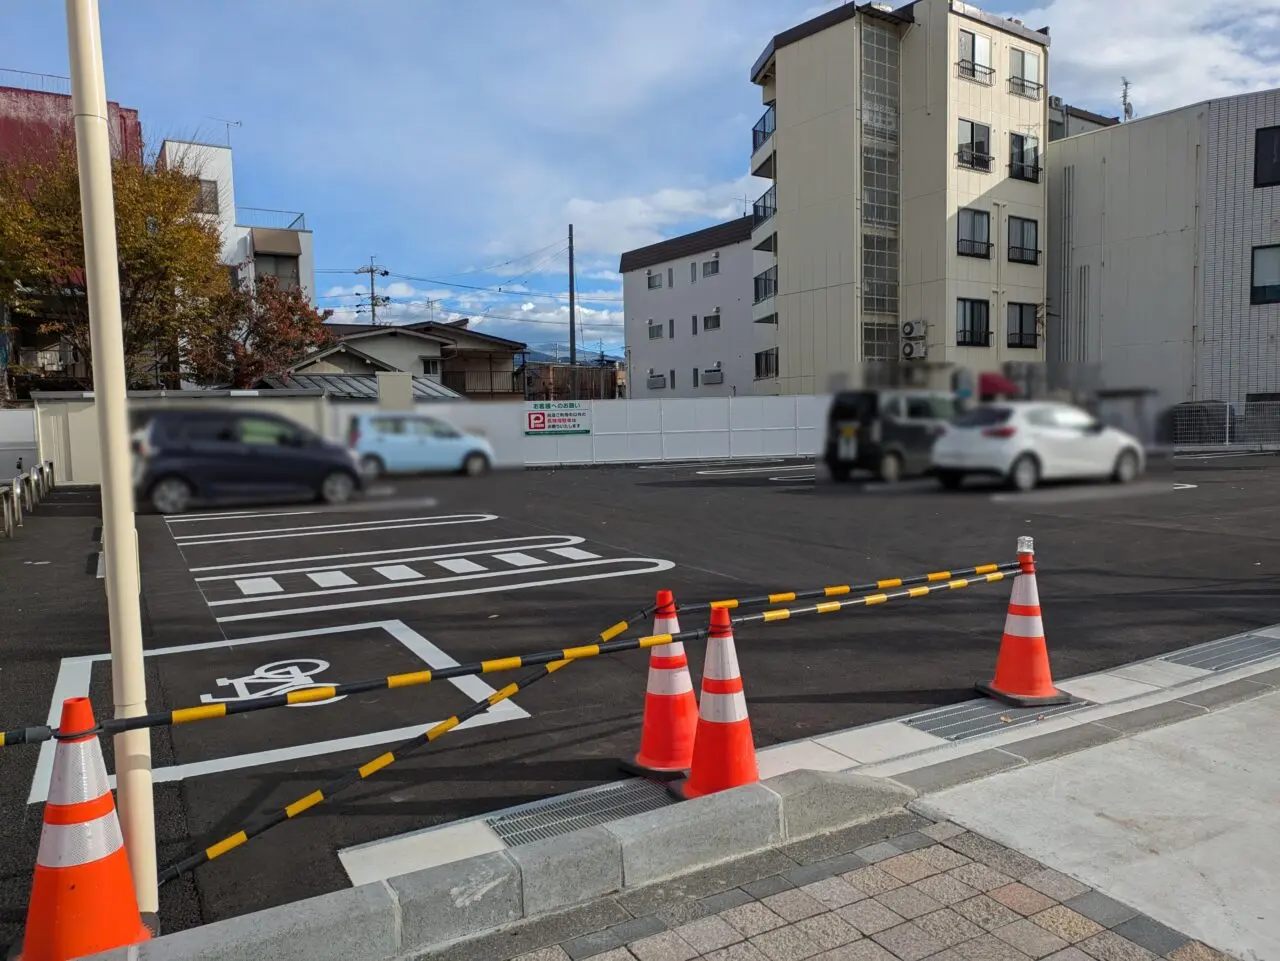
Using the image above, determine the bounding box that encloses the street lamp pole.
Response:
[65,0,158,920]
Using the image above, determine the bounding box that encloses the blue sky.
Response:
[3,0,1277,354]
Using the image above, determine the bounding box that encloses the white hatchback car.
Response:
[930,401,1145,492]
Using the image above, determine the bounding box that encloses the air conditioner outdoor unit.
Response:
[713,251,720,259]
[901,319,926,339]
[703,369,725,385]
[645,268,653,275]
[1049,95,1063,110]
[902,340,928,361]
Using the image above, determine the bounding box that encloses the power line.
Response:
[384,272,622,304]
[325,303,623,329]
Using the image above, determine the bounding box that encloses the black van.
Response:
[823,389,956,483]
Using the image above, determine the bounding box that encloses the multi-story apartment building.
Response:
[748,0,1050,394]
[1047,98,1119,141]
[1047,87,1280,408]
[621,217,779,397]
[158,139,317,305]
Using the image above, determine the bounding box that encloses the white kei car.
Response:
[930,401,1145,492]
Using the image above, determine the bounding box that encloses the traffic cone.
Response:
[977,537,1073,708]
[17,697,151,961]
[674,606,759,800]
[621,590,699,780]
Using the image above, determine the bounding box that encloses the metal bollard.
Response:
[1,486,11,538]
[12,478,23,528]
[46,461,55,490]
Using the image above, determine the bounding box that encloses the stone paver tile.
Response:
[876,886,946,920]
[1110,916,1190,957]
[1022,869,1089,903]
[891,833,940,854]
[750,924,824,961]
[915,845,974,873]
[913,874,980,907]
[880,854,943,884]
[837,899,907,936]
[854,842,904,863]
[920,821,968,842]
[993,920,1070,959]
[702,890,758,914]
[947,863,1013,893]
[1030,907,1103,944]
[1042,950,1093,961]
[676,916,746,954]
[704,942,771,961]
[763,890,830,923]
[1061,893,1138,930]
[514,948,573,961]
[842,865,906,897]
[564,930,626,960]
[1166,942,1237,961]
[746,876,800,900]
[720,902,789,938]
[611,917,670,944]
[1076,931,1158,961]
[952,933,1036,961]
[953,895,1023,932]
[628,930,699,961]
[871,922,947,961]
[586,951,638,961]
[814,940,898,960]
[796,913,863,951]
[989,884,1057,917]
[913,908,984,948]
[802,876,866,909]
[942,834,1042,880]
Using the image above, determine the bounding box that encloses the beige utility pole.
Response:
[65,0,158,918]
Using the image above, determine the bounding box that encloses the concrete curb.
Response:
[84,770,913,961]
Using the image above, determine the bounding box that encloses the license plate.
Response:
[838,429,858,460]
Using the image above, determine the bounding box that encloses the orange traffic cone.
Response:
[675,606,759,800]
[622,590,699,780]
[977,537,1073,708]
[17,697,151,961]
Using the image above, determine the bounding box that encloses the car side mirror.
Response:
[1084,421,1105,434]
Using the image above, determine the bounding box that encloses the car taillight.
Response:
[349,429,360,446]
[982,425,1017,438]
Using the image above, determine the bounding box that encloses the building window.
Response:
[422,358,441,377]
[1007,303,1039,348]
[703,314,721,331]
[647,273,662,289]
[862,322,899,362]
[668,318,675,339]
[957,299,991,346]
[957,208,992,258]
[1009,49,1042,98]
[1252,244,1280,305]
[702,259,720,277]
[196,179,220,215]
[862,145,899,226]
[669,369,676,389]
[692,367,700,388]
[668,267,674,288]
[255,253,301,290]
[957,29,993,84]
[692,314,698,336]
[957,119,992,172]
[754,347,779,379]
[691,262,698,284]
[1008,217,1039,264]
[647,323,664,340]
[862,234,899,313]
[1010,133,1041,182]
[754,266,778,304]
[1256,126,1280,188]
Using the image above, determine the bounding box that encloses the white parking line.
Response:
[374,565,423,581]
[435,558,487,574]
[307,571,357,588]
[636,458,784,470]
[770,474,816,482]
[696,464,815,476]
[548,547,599,561]
[175,513,498,547]
[493,552,543,567]
[234,577,284,595]
[166,509,319,524]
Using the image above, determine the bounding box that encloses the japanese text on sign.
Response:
[525,401,591,436]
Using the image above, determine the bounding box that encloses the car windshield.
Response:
[905,395,957,420]
[951,406,1013,428]
[829,392,878,421]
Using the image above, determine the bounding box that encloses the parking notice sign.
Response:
[525,401,591,435]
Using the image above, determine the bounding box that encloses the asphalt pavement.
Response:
[2,453,1279,939]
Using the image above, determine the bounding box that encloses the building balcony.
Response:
[957,148,993,173]
[753,186,776,227]
[441,369,520,397]
[956,328,992,348]
[1010,161,1042,183]
[752,105,775,152]
[1009,246,1041,265]
[751,105,776,179]
[753,266,777,305]
[1008,332,1039,349]
[958,238,992,259]
[956,60,994,85]
[1009,76,1043,100]
[235,207,307,230]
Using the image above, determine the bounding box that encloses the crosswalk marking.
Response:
[308,571,357,588]
[374,565,423,582]
[435,558,487,574]
[235,577,284,596]
[493,552,543,568]
[547,547,600,561]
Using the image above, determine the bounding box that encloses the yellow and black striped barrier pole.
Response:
[158,658,571,884]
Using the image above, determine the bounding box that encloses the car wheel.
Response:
[149,476,193,515]
[936,470,964,491]
[1008,454,1040,492]
[462,452,491,477]
[359,455,384,480]
[1112,449,1140,484]
[878,453,903,484]
[319,470,356,505]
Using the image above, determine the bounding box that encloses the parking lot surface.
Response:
[3,454,1279,937]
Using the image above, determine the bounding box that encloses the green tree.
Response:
[0,138,230,389]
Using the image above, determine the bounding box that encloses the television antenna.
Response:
[1120,78,1134,122]
[207,117,242,146]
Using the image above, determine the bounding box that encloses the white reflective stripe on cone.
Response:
[46,738,111,806]
[653,616,680,636]
[700,691,749,724]
[1012,572,1040,607]
[651,641,687,659]
[1003,613,1045,638]
[36,811,125,868]
[647,666,695,696]
[702,636,741,681]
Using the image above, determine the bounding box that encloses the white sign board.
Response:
[525,400,591,436]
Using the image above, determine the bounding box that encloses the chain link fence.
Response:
[1162,401,1280,450]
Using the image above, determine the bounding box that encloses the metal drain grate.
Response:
[486,778,675,847]
[902,697,1094,742]
[1162,629,1280,673]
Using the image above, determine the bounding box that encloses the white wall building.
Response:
[1047,99,1118,141]
[621,217,779,397]
[157,139,317,304]
[1046,86,1280,407]
[747,0,1050,394]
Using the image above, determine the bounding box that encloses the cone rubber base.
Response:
[6,915,156,961]
[975,680,1074,708]
[619,758,687,782]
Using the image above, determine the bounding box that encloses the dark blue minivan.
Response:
[132,408,364,514]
